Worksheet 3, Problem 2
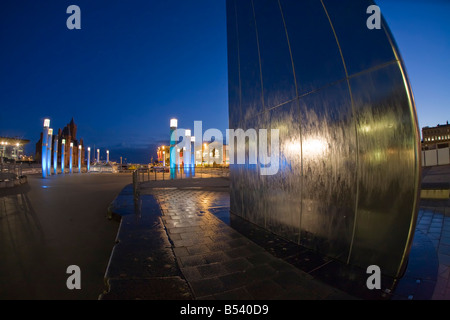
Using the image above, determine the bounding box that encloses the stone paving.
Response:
[101,178,353,300]
[149,183,354,300]
[416,206,450,299]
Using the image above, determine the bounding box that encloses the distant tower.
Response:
[69,117,77,140]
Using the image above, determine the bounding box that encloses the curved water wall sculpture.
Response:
[226,0,421,278]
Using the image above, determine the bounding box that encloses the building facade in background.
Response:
[0,137,30,162]
[422,122,450,150]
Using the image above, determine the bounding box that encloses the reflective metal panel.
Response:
[279,0,346,95]
[299,81,357,259]
[253,0,297,109]
[322,0,397,76]
[227,0,420,278]
[348,63,419,276]
[235,0,264,116]
[226,0,241,130]
[265,100,302,243]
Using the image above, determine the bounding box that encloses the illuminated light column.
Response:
[41,119,50,178]
[177,149,180,171]
[69,142,73,174]
[191,136,195,176]
[106,150,109,163]
[53,135,58,174]
[97,149,100,163]
[184,130,191,168]
[78,145,82,173]
[61,139,65,174]
[170,118,177,179]
[87,147,91,172]
[47,128,53,176]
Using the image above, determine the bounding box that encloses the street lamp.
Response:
[106,150,109,163]
[97,149,100,163]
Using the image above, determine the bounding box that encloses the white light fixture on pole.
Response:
[170,119,178,175]
[106,150,109,163]
[97,149,100,163]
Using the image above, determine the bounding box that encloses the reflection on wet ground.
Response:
[147,181,449,300]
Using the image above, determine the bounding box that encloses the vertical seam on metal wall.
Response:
[234,0,242,120]
[381,18,422,278]
[278,0,304,245]
[250,0,266,113]
[250,0,266,228]
[320,0,360,265]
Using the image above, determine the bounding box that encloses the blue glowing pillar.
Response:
[41,119,50,178]
[97,149,100,163]
[87,147,91,172]
[184,130,191,168]
[47,128,53,176]
[78,145,82,173]
[61,139,65,174]
[69,142,73,174]
[53,136,58,174]
[107,150,109,163]
[170,119,177,179]
[191,136,195,176]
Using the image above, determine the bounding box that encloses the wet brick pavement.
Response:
[399,204,450,300]
[102,179,354,300]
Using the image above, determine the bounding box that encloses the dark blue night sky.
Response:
[0,0,229,163]
[0,1,449,163]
